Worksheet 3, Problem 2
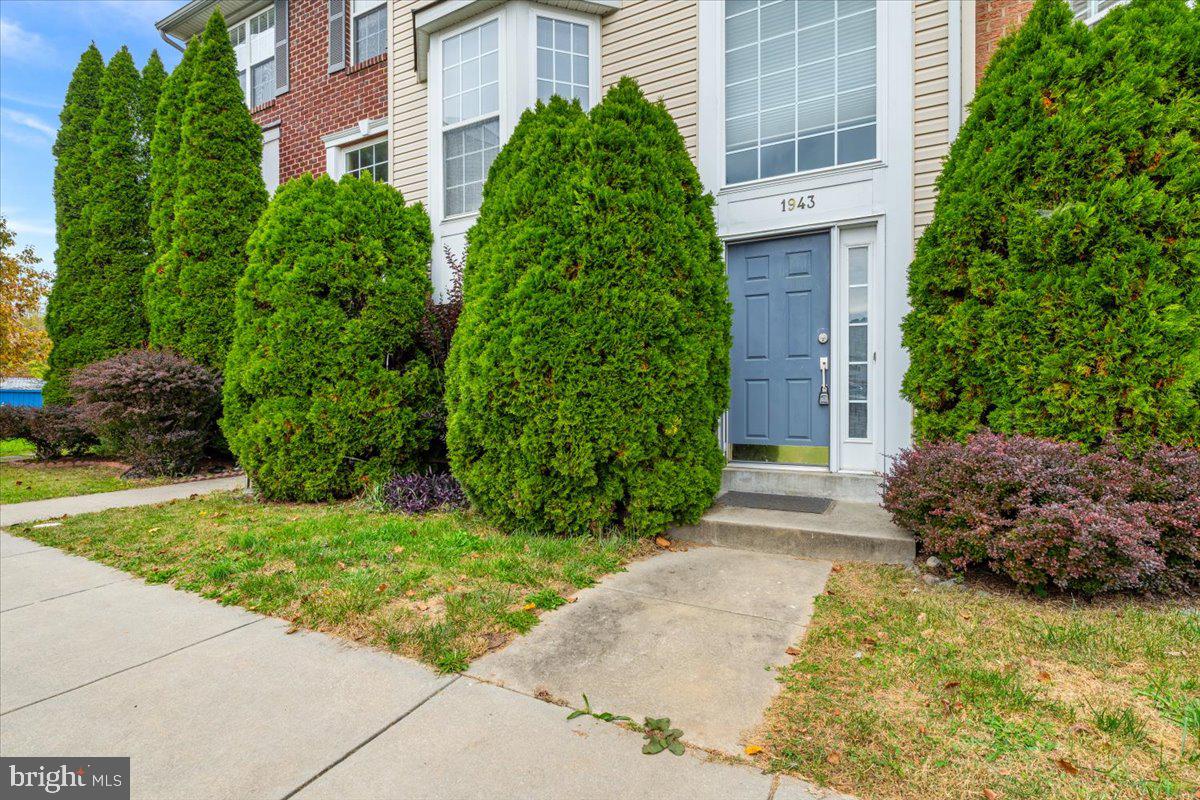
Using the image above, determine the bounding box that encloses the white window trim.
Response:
[351,0,388,66]
[836,224,879,472]
[703,1,888,193]
[324,118,389,179]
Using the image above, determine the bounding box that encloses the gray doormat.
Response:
[718,491,833,515]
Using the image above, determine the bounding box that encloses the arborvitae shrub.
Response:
[170,10,267,370]
[87,47,151,359]
[446,81,731,537]
[903,0,1200,447]
[146,36,199,349]
[71,349,220,477]
[44,45,104,404]
[222,175,439,501]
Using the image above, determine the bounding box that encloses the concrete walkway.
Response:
[470,547,832,754]
[0,475,247,526]
[0,531,844,800]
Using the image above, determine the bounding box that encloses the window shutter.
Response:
[328,0,346,73]
[274,0,289,94]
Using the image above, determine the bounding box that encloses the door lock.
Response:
[817,330,829,345]
[818,356,830,406]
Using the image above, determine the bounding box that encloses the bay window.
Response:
[724,0,877,184]
[536,16,590,108]
[441,19,500,217]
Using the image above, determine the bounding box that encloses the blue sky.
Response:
[1,0,183,273]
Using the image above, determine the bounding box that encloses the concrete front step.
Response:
[721,464,883,503]
[672,499,915,564]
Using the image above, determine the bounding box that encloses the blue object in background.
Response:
[0,378,44,408]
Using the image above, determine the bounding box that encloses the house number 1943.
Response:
[780,195,816,212]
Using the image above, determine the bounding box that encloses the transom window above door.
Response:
[724,0,877,185]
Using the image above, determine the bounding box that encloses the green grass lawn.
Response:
[11,493,650,672]
[756,565,1199,800]
[0,438,34,457]
[0,460,178,504]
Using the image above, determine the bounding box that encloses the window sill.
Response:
[250,98,277,114]
[718,158,884,197]
[348,53,387,74]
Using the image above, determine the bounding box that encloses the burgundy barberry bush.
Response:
[71,348,220,476]
[882,431,1199,595]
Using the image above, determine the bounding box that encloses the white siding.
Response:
[389,0,431,204]
[913,0,950,239]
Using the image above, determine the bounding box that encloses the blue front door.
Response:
[728,232,831,465]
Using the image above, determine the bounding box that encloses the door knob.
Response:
[817,331,829,344]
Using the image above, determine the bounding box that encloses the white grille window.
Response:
[536,16,590,108]
[345,140,388,181]
[230,7,275,106]
[353,0,387,64]
[442,19,500,216]
[1070,0,1127,23]
[846,245,869,439]
[725,0,877,184]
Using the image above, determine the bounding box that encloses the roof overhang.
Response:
[156,0,271,41]
[412,0,620,81]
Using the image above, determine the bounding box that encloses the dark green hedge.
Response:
[903,0,1200,447]
[222,175,439,502]
[446,79,731,537]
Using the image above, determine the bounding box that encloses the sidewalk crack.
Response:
[279,674,461,800]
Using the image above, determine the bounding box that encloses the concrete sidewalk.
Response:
[0,475,247,526]
[0,532,843,800]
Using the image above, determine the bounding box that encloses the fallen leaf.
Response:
[744,745,762,755]
[376,583,388,594]
[1038,671,1051,682]
[404,589,417,597]
[147,527,160,533]
[522,602,537,611]
[917,725,927,735]
[655,536,672,549]
[826,752,841,766]
[785,646,802,656]
[921,629,934,639]
[286,624,300,635]
[983,790,999,800]
[831,564,843,572]
[393,546,405,554]
[1054,758,1079,776]
[917,612,927,623]
[567,596,578,603]
[959,612,972,621]
[943,681,961,691]
[863,637,878,647]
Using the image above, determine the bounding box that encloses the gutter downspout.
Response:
[160,29,186,53]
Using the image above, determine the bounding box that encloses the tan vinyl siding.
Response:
[389,0,430,204]
[601,0,699,159]
[913,0,951,239]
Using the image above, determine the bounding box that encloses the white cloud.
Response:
[4,110,55,138]
[0,18,53,65]
[7,218,54,237]
[0,90,60,111]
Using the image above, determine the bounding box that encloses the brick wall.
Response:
[974,0,1035,84]
[249,0,388,182]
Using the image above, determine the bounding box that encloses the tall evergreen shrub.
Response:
[138,51,166,171]
[222,175,439,501]
[171,11,267,370]
[44,45,104,404]
[87,47,151,360]
[146,36,199,349]
[903,0,1200,447]
[446,80,731,537]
